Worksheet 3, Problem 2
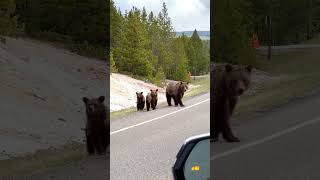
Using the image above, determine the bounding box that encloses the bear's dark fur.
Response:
[136,92,145,111]
[83,96,108,155]
[166,82,189,107]
[211,64,252,142]
[146,89,158,111]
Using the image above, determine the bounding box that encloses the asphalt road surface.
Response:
[256,44,320,55]
[212,92,320,180]
[111,93,210,180]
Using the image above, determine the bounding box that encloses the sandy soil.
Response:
[0,37,107,159]
[110,73,199,112]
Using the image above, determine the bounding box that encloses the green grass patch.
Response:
[185,75,210,98]
[110,107,136,120]
[304,34,320,44]
[234,48,320,117]
[0,142,87,176]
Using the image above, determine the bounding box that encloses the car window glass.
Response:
[183,139,210,180]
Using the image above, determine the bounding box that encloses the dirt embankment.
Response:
[110,73,200,112]
[0,37,107,159]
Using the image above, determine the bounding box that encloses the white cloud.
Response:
[114,0,210,31]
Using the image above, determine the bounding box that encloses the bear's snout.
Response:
[238,88,244,95]
[88,105,95,112]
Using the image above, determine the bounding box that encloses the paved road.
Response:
[256,44,320,54]
[212,92,320,180]
[111,93,210,180]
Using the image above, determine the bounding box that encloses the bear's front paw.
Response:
[211,137,219,142]
[225,136,240,142]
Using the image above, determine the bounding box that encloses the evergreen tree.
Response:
[110,51,118,73]
[0,0,17,36]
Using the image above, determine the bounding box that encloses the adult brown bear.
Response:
[166,81,189,107]
[83,96,108,155]
[211,64,252,142]
[146,89,158,111]
[136,92,145,111]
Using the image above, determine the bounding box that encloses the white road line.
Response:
[212,116,320,160]
[110,98,210,136]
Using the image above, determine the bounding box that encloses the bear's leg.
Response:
[147,102,150,111]
[212,129,221,142]
[212,116,222,142]
[97,133,106,155]
[221,118,240,142]
[178,96,184,107]
[93,133,104,154]
[152,101,156,110]
[86,130,95,155]
[137,103,140,111]
[155,100,157,108]
[166,93,172,106]
[173,96,178,106]
[142,101,145,110]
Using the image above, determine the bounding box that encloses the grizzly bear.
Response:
[146,89,158,111]
[82,96,108,155]
[136,92,145,111]
[166,82,189,107]
[211,64,252,142]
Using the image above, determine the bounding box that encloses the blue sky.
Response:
[114,0,210,32]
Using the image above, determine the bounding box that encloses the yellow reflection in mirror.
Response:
[191,165,200,171]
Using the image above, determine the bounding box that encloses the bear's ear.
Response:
[98,96,105,103]
[180,81,183,84]
[136,92,139,95]
[225,64,233,72]
[82,97,89,104]
[156,89,158,92]
[140,92,143,94]
[150,89,153,92]
[246,65,252,73]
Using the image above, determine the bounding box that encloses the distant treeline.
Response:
[0,0,108,59]
[110,0,210,84]
[214,0,320,65]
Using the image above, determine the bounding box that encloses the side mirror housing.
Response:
[172,133,210,180]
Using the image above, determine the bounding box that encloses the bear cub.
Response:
[83,96,108,155]
[146,89,158,111]
[136,92,145,111]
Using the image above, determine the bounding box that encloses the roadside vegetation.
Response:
[214,0,320,66]
[214,0,320,117]
[111,0,210,84]
[235,48,320,117]
[0,0,107,60]
[0,142,86,176]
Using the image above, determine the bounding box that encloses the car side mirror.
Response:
[172,133,210,180]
